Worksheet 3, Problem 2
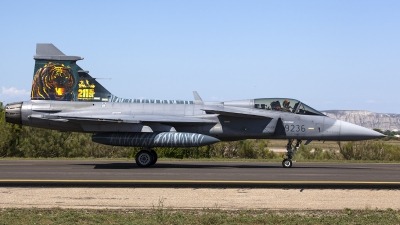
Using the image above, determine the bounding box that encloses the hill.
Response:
[322,110,400,131]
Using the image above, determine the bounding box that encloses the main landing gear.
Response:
[282,139,302,168]
[135,148,158,167]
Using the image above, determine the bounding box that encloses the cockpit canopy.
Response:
[254,98,325,116]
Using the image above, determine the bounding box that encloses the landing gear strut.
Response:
[282,139,302,168]
[135,148,158,167]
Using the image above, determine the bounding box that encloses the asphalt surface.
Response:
[0,160,399,188]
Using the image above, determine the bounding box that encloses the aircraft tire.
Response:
[282,159,292,168]
[150,150,158,165]
[135,150,154,167]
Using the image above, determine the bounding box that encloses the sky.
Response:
[0,1,399,113]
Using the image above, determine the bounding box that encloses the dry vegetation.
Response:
[1,102,400,161]
[0,208,399,225]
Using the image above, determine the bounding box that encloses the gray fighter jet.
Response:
[4,44,385,168]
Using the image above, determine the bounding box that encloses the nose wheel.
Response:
[282,139,301,168]
[282,159,292,168]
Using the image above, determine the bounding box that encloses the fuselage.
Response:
[5,98,385,143]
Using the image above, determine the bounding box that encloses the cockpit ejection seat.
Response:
[270,101,281,111]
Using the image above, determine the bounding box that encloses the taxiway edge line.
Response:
[0,179,400,185]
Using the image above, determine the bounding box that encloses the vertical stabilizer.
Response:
[31,44,113,102]
[36,43,65,56]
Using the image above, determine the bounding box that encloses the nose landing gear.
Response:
[282,139,302,168]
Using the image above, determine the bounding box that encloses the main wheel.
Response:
[135,150,154,167]
[150,150,158,165]
[282,159,292,168]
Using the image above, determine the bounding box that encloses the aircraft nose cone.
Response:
[340,121,386,141]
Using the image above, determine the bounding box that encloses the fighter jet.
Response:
[4,44,385,168]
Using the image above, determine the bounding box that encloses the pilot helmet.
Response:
[283,99,290,107]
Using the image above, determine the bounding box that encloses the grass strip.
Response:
[0,208,399,225]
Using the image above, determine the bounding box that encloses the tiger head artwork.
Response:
[31,62,75,101]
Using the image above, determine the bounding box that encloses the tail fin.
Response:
[31,43,113,102]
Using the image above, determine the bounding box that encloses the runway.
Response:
[1,160,400,210]
[0,160,399,188]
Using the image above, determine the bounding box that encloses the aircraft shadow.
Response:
[73,162,371,170]
[75,163,280,169]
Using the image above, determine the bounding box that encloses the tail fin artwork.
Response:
[32,44,113,102]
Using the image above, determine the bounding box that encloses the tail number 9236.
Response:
[285,125,306,132]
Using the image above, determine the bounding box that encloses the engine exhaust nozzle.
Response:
[5,102,23,125]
